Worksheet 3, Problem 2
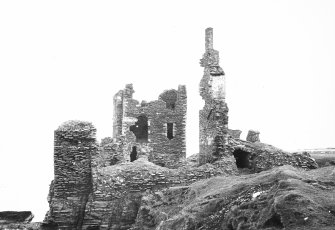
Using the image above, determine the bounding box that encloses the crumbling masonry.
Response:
[112,84,187,168]
[199,28,229,164]
[44,28,318,230]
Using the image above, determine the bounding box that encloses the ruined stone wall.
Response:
[113,90,124,139]
[46,120,318,230]
[113,84,187,168]
[80,158,236,229]
[49,121,97,229]
[92,142,123,168]
[199,28,229,165]
[246,130,260,143]
[228,137,318,172]
[228,129,242,139]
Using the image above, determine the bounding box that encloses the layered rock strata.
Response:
[0,211,34,224]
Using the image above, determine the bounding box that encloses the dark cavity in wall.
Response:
[233,149,252,168]
[160,90,177,109]
[263,213,284,228]
[156,162,165,167]
[130,146,137,162]
[130,115,148,143]
[167,123,174,140]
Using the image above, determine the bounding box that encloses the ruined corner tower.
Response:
[199,28,229,164]
[113,84,187,168]
[52,120,97,229]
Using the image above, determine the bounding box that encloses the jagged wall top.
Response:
[55,120,96,140]
[200,28,224,76]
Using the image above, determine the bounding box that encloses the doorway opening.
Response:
[130,146,137,162]
[130,115,148,143]
[233,149,251,168]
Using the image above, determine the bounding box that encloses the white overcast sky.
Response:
[0,0,334,222]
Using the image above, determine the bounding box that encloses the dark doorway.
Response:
[130,146,137,162]
[167,123,174,140]
[233,149,251,168]
[130,115,148,143]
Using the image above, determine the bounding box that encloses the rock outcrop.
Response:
[42,28,321,230]
[133,165,335,230]
[0,211,41,230]
[0,211,34,224]
[43,119,319,229]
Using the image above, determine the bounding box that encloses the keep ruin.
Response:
[44,28,318,230]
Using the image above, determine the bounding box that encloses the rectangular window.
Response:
[167,123,174,140]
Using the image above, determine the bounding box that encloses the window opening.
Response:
[167,123,174,140]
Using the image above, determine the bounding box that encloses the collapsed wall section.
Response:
[228,137,318,172]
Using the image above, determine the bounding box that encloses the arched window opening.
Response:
[130,146,137,162]
[167,123,174,140]
[130,115,148,143]
[233,149,252,169]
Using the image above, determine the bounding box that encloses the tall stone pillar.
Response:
[199,28,229,165]
[52,120,97,229]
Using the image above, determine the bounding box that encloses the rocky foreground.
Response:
[131,165,335,230]
[3,165,335,230]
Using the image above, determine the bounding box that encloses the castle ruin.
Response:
[199,27,229,164]
[44,28,318,230]
[112,84,187,168]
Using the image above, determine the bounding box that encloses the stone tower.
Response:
[112,84,187,168]
[52,120,97,229]
[199,28,229,164]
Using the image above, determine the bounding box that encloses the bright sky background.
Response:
[0,0,334,222]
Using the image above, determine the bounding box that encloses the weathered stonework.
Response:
[228,136,318,172]
[0,211,34,225]
[228,129,242,139]
[43,28,320,230]
[246,129,260,143]
[112,84,187,168]
[199,28,229,164]
[46,121,97,229]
